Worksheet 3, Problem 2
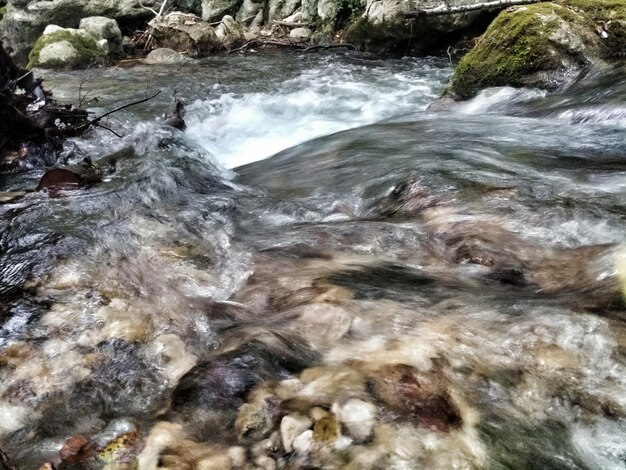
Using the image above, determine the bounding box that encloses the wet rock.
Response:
[297,366,367,406]
[280,413,312,452]
[144,334,198,386]
[368,363,462,432]
[173,331,319,411]
[78,16,123,55]
[368,176,440,219]
[59,435,92,464]
[282,303,352,350]
[292,429,314,455]
[234,391,277,443]
[36,168,81,191]
[332,398,376,442]
[36,147,132,192]
[312,415,340,443]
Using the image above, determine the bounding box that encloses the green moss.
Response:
[27,30,104,69]
[450,0,626,99]
[0,7,5,21]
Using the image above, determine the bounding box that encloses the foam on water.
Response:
[184,58,450,168]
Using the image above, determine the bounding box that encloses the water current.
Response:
[1,52,626,469]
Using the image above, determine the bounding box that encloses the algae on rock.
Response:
[28,29,106,69]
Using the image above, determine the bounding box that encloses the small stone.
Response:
[292,430,314,455]
[145,48,191,65]
[313,416,340,443]
[227,446,247,467]
[235,400,273,443]
[309,406,330,422]
[369,363,462,432]
[59,435,92,464]
[280,414,313,452]
[254,455,276,470]
[290,27,312,40]
[333,398,377,442]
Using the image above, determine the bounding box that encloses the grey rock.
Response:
[148,12,221,55]
[144,47,191,64]
[268,0,301,22]
[201,0,243,22]
[79,16,123,55]
[215,15,245,50]
[290,26,312,40]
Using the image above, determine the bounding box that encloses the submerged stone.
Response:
[368,363,462,432]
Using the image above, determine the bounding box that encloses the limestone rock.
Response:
[148,12,221,55]
[332,398,377,442]
[79,16,123,54]
[290,27,312,40]
[280,414,313,452]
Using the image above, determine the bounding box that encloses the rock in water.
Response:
[368,363,462,431]
[36,168,81,191]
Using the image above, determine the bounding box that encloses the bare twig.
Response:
[91,90,162,125]
[404,0,541,18]
[94,122,123,138]
[446,45,453,66]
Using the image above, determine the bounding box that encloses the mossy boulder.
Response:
[28,27,106,69]
[449,1,626,100]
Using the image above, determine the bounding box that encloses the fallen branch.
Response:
[0,447,16,470]
[302,43,357,52]
[272,20,311,28]
[404,0,541,18]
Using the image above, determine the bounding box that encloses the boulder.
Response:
[202,0,243,22]
[448,1,626,100]
[148,12,221,55]
[79,16,123,55]
[0,0,173,63]
[215,15,246,49]
[28,26,106,69]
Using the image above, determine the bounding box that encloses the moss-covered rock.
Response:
[28,28,106,69]
[449,1,626,100]
[0,7,6,21]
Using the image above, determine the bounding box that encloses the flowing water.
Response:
[1,52,626,469]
